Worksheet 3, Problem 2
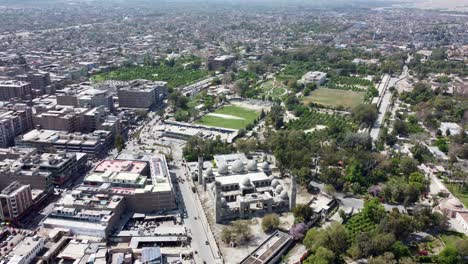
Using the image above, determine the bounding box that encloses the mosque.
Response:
[192,153,296,223]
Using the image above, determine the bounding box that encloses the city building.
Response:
[16,129,113,157]
[0,103,33,147]
[0,181,33,222]
[43,191,125,238]
[0,147,86,186]
[0,161,52,190]
[7,237,45,264]
[78,152,176,213]
[16,71,51,97]
[117,80,167,109]
[198,153,293,223]
[0,80,32,101]
[299,71,327,86]
[55,82,114,111]
[207,55,235,71]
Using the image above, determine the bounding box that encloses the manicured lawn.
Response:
[195,105,260,130]
[440,231,466,246]
[446,184,468,208]
[302,88,365,109]
[259,80,287,100]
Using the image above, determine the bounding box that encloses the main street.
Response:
[124,113,222,264]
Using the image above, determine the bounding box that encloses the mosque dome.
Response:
[261,161,270,170]
[206,168,214,177]
[275,185,283,194]
[231,160,245,174]
[240,176,252,187]
[247,160,257,171]
[280,190,289,199]
[271,179,280,188]
[218,163,229,174]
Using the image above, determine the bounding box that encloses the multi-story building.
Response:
[0,147,86,187]
[16,71,51,97]
[117,80,167,109]
[43,191,125,238]
[0,181,33,222]
[299,71,327,86]
[16,129,113,157]
[78,152,176,213]
[207,55,235,71]
[55,83,113,111]
[0,103,33,147]
[0,80,32,101]
[7,237,44,264]
[0,162,51,191]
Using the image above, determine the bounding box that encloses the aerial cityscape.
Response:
[0,0,466,263]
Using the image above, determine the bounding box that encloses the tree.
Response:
[293,204,314,222]
[304,247,335,264]
[362,198,386,223]
[351,104,378,127]
[437,245,460,264]
[392,241,411,260]
[231,220,253,243]
[342,132,372,150]
[324,184,336,196]
[221,227,233,244]
[303,223,349,254]
[399,157,419,176]
[114,135,125,152]
[261,214,280,233]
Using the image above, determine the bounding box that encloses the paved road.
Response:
[128,114,222,264]
[370,67,409,142]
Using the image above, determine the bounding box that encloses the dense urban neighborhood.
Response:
[0,0,466,263]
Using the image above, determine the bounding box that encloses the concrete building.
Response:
[207,55,235,71]
[16,71,51,97]
[200,153,293,223]
[78,152,176,213]
[0,147,86,187]
[0,160,52,190]
[33,104,114,133]
[299,71,327,86]
[0,181,33,222]
[0,103,33,147]
[240,230,293,264]
[16,129,113,157]
[0,80,32,101]
[43,191,125,238]
[7,237,44,264]
[55,82,113,111]
[117,80,167,109]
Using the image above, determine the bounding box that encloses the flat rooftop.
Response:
[95,160,147,174]
[240,231,292,264]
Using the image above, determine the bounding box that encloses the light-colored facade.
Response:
[0,181,33,222]
[299,71,327,86]
[0,103,33,147]
[43,191,125,238]
[16,129,113,157]
[117,80,167,109]
[198,153,293,223]
[79,153,176,213]
[7,237,44,264]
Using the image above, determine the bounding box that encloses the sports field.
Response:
[302,88,365,109]
[195,105,260,130]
